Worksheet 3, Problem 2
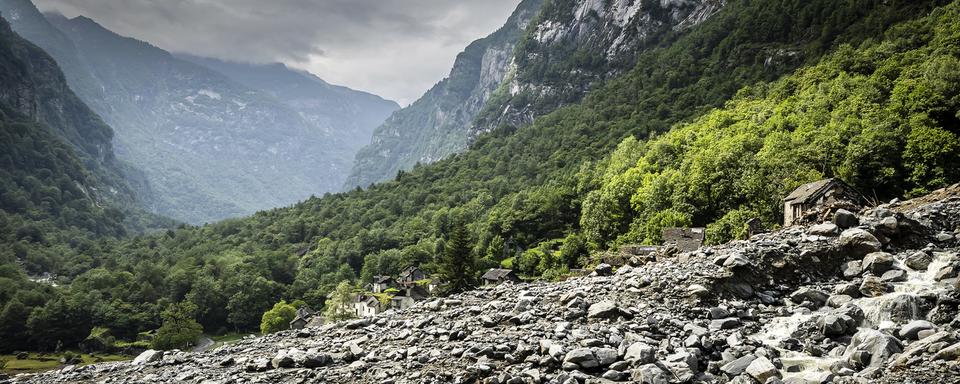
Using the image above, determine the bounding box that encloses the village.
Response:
[291,178,867,330]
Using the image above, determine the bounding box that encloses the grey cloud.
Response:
[33,0,521,104]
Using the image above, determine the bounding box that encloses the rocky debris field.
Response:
[9,185,960,384]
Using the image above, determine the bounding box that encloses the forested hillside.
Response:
[0,14,172,351]
[2,0,959,356]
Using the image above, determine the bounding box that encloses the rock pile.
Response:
[10,185,960,384]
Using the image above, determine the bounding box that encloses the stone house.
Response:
[289,306,316,330]
[661,227,705,252]
[783,178,864,226]
[481,268,521,285]
[397,266,426,287]
[371,275,396,293]
[354,295,383,318]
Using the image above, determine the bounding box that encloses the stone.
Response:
[687,284,709,297]
[709,317,741,330]
[898,320,936,340]
[708,307,731,319]
[632,363,670,384]
[826,294,852,308]
[833,209,859,229]
[132,350,163,365]
[861,252,895,275]
[935,266,958,281]
[839,229,882,257]
[880,269,907,283]
[842,261,862,279]
[588,301,621,319]
[905,251,933,271]
[879,294,922,323]
[624,342,656,364]
[721,355,757,376]
[271,349,297,368]
[789,287,829,308]
[595,263,613,276]
[845,329,903,367]
[746,356,780,382]
[595,348,619,366]
[934,342,960,360]
[859,276,892,297]
[808,223,839,236]
[563,348,598,369]
[302,352,332,368]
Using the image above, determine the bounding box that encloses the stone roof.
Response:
[784,178,838,203]
[482,268,516,281]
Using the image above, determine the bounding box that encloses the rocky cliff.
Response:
[347,0,724,189]
[344,0,544,189]
[15,185,960,383]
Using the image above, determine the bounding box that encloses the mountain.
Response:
[0,0,399,224]
[176,55,399,157]
[344,0,544,188]
[345,0,723,188]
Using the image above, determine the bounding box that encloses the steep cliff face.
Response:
[0,0,399,224]
[347,0,723,188]
[471,0,724,135]
[344,0,543,189]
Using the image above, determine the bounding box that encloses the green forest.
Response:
[2,0,959,355]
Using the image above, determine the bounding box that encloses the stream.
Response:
[750,252,953,382]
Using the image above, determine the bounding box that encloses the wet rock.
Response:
[845,329,903,367]
[820,314,857,337]
[827,294,852,308]
[898,320,937,340]
[861,252,895,275]
[834,209,860,229]
[839,228,882,257]
[935,266,958,281]
[880,269,907,283]
[905,251,933,271]
[745,356,780,382]
[789,288,829,308]
[879,294,923,323]
[859,276,892,297]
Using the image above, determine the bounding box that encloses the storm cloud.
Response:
[33,0,521,105]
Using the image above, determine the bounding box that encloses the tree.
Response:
[439,220,475,294]
[152,302,203,350]
[0,298,31,352]
[260,300,296,334]
[322,281,356,322]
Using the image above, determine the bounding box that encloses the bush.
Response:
[260,300,297,335]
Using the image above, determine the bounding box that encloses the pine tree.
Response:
[439,220,475,294]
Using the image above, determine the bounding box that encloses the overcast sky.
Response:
[33,0,521,105]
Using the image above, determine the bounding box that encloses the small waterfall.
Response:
[750,251,954,380]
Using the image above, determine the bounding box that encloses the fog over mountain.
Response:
[32,0,523,105]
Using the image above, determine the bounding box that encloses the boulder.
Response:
[861,252,895,275]
[789,288,829,308]
[563,348,598,369]
[746,356,780,382]
[880,269,907,283]
[709,317,741,330]
[833,209,860,229]
[826,295,852,308]
[935,266,958,281]
[588,301,622,319]
[878,294,922,323]
[302,352,333,368]
[132,350,163,365]
[594,263,613,276]
[898,320,936,340]
[839,229,882,257]
[624,342,656,364]
[808,223,839,236]
[842,261,862,279]
[905,251,933,271]
[845,329,903,368]
[721,355,757,377]
[632,363,670,384]
[859,276,892,297]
